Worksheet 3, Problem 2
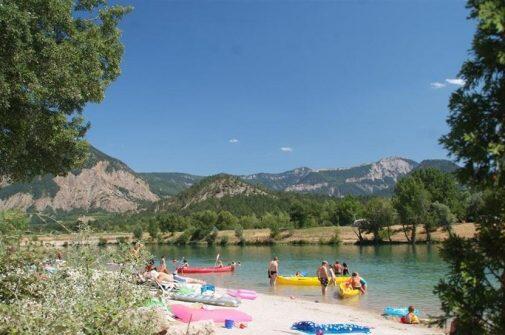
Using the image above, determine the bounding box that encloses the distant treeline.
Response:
[26,168,488,245]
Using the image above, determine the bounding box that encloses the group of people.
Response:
[268,257,364,296]
[317,260,365,296]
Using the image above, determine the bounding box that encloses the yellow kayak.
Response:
[338,282,361,298]
[276,276,350,286]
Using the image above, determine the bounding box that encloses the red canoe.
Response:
[177,265,235,274]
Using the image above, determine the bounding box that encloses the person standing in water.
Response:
[268,256,279,286]
[317,261,330,296]
[333,261,343,276]
[342,262,349,276]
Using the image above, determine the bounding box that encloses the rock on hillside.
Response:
[154,174,270,211]
[244,157,458,196]
[0,146,159,213]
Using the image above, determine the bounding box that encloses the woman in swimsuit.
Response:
[342,262,349,276]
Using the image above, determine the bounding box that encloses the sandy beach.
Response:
[166,290,445,335]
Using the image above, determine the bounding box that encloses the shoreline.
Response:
[22,223,476,247]
[168,288,446,335]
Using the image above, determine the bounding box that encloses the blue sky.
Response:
[86,0,475,175]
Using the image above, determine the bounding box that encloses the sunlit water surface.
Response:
[148,244,446,317]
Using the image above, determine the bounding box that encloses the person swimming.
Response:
[402,306,419,324]
[317,261,330,296]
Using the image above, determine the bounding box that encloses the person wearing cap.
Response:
[317,261,330,296]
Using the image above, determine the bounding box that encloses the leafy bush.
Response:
[133,225,143,240]
[219,235,229,246]
[175,228,193,245]
[327,227,341,245]
[0,228,158,334]
[205,227,219,245]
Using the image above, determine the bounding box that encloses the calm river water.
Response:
[148,244,446,317]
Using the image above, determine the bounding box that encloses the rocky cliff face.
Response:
[244,157,456,196]
[0,149,159,213]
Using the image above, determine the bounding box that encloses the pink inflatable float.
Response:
[171,304,253,323]
[227,289,257,300]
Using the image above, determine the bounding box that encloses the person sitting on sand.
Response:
[156,256,169,274]
[317,261,330,296]
[268,256,279,286]
[402,306,419,324]
[342,262,349,276]
[145,259,156,272]
[333,261,343,276]
[346,272,365,294]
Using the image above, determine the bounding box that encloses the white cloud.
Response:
[446,78,466,86]
[229,138,239,144]
[430,82,446,89]
[280,147,293,152]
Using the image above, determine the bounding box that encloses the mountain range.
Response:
[0,145,458,214]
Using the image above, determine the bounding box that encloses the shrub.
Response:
[205,227,219,246]
[133,225,143,240]
[219,236,229,246]
[234,225,244,239]
[175,229,193,245]
[327,227,341,245]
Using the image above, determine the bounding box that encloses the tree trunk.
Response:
[402,223,411,243]
[410,224,417,244]
[425,227,431,243]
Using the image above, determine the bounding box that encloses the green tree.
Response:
[430,202,456,235]
[132,225,143,240]
[435,1,505,333]
[393,176,431,243]
[410,168,465,218]
[147,220,159,239]
[333,196,363,226]
[0,1,131,182]
[362,198,396,243]
[216,210,238,230]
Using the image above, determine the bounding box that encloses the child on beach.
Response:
[402,306,419,324]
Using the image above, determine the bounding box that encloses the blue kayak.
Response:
[384,307,419,317]
[292,321,371,334]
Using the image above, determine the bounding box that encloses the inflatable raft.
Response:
[227,289,257,300]
[171,304,252,323]
[177,265,234,274]
[168,292,240,307]
[384,307,419,317]
[338,282,361,299]
[292,321,371,334]
[276,276,350,286]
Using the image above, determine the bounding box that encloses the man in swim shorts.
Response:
[268,256,279,286]
[317,261,330,296]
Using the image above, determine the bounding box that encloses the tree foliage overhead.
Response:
[440,0,505,188]
[436,1,505,333]
[0,0,131,182]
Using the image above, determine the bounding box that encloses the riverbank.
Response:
[23,223,476,247]
[166,290,445,335]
